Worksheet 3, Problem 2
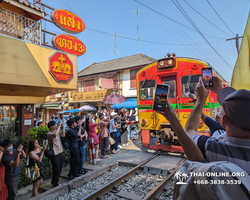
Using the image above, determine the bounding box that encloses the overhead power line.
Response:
[149,0,214,62]
[206,0,235,36]
[134,0,225,39]
[172,0,233,70]
[86,27,220,46]
[183,0,232,37]
[58,0,222,47]
[60,0,74,12]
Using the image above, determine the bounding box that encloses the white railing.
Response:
[0,7,41,45]
[22,0,42,11]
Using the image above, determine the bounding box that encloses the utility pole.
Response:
[112,32,122,59]
[131,7,144,53]
[226,34,243,54]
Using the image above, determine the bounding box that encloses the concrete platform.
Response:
[39,177,69,192]
[143,155,185,176]
[118,150,155,166]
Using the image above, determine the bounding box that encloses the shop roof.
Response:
[78,53,156,77]
[3,0,44,21]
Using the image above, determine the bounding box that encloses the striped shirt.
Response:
[192,134,250,174]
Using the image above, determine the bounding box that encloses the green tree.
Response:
[28,126,49,144]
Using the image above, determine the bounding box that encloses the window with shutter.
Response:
[83,80,94,92]
[130,68,141,88]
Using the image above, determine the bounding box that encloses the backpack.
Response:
[61,130,70,149]
[173,161,250,200]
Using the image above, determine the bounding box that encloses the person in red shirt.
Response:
[85,115,100,163]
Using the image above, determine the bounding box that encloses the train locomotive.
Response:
[136,54,228,153]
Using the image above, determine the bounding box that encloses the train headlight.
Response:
[158,58,175,69]
[167,59,173,65]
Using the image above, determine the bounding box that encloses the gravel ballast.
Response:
[57,166,132,200]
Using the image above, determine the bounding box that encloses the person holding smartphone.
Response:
[1,140,26,200]
[28,139,46,197]
[47,121,64,187]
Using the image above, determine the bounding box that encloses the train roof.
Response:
[138,56,228,85]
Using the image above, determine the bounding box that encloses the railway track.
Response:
[77,152,186,200]
[79,152,162,200]
[143,159,186,200]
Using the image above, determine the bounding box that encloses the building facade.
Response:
[69,54,156,110]
[0,0,78,139]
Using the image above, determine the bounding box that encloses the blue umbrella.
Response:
[64,109,81,113]
[112,98,137,109]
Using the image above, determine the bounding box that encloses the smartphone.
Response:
[153,84,169,111]
[202,68,213,87]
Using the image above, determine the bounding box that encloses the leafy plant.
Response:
[18,158,29,189]
[28,126,50,144]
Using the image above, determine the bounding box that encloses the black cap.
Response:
[217,87,250,131]
[217,87,236,106]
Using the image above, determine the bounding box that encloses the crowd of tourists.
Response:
[1,77,250,200]
[0,106,139,200]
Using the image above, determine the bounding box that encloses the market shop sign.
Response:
[99,78,114,89]
[49,52,73,82]
[72,90,112,101]
[24,114,32,119]
[51,9,85,34]
[52,34,86,56]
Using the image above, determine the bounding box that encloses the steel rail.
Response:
[79,151,162,200]
[143,158,186,200]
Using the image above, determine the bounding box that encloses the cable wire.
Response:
[149,0,213,62]
[134,0,225,39]
[183,0,232,37]
[172,0,233,70]
[58,0,224,48]
[206,0,235,36]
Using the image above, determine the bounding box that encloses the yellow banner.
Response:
[231,12,250,89]
[72,90,112,101]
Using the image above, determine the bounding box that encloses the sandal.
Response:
[101,155,110,159]
[112,150,117,154]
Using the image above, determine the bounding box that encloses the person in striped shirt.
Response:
[185,77,250,174]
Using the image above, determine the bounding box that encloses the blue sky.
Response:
[41,0,250,81]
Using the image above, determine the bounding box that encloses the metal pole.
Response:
[63,93,65,112]
[226,34,243,55]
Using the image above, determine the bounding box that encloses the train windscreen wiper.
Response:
[185,72,192,95]
[141,78,148,88]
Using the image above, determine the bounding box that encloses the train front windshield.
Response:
[139,79,155,100]
[181,75,200,98]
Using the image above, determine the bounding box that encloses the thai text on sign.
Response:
[53,34,86,56]
[72,90,112,101]
[51,9,85,34]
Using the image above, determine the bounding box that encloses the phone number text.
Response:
[193,180,241,185]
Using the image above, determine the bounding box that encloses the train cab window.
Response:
[162,80,175,99]
[140,79,155,100]
[181,75,200,98]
